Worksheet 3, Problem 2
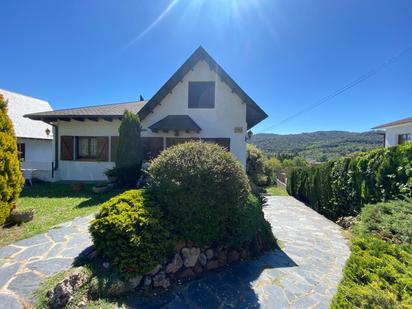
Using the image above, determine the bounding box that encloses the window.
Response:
[17,143,25,161]
[72,136,108,161]
[188,81,215,108]
[202,138,230,151]
[142,137,164,160]
[398,133,412,145]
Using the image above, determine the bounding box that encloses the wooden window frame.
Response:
[188,81,215,109]
[76,137,98,160]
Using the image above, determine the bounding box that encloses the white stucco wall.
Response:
[383,123,412,147]
[53,60,248,181]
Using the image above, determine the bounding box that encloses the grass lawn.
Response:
[0,182,120,248]
[265,185,289,196]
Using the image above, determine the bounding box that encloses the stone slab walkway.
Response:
[126,196,350,308]
[0,214,94,308]
[0,196,351,309]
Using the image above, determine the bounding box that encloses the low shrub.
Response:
[331,237,412,308]
[246,144,282,187]
[287,143,412,220]
[90,190,174,277]
[147,142,275,248]
[356,199,412,245]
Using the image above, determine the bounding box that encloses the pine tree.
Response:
[116,111,143,187]
[0,95,24,224]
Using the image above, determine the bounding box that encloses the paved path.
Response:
[127,196,351,308]
[0,196,350,308]
[0,215,94,308]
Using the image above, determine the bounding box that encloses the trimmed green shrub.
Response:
[0,95,24,225]
[287,143,412,220]
[147,142,275,248]
[116,111,143,188]
[247,144,282,188]
[331,237,412,308]
[90,190,174,277]
[356,199,412,245]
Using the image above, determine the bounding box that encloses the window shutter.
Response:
[97,137,109,161]
[111,136,119,162]
[60,136,74,160]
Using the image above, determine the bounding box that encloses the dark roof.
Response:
[149,115,201,132]
[25,101,147,122]
[138,46,268,129]
[373,116,412,129]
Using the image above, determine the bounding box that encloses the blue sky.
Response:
[1,0,411,134]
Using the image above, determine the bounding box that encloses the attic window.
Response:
[188,81,215,108]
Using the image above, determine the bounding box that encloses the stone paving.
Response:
[0,196,350,309]
[0,214,94,308]
[126,196,351,308]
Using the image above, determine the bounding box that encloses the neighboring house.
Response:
[373,116,412,147]
[25,47,268,181]
[0,89,54,181]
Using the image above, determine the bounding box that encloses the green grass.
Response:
[0,182,120,247]
[265,185,289,196]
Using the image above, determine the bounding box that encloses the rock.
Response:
[193,263,203,274]
[47,268,89,309]
[143,276,152,287]
[77,301,87,308]
[186,240,194,248]
[206,260,219,271]
[181,247,200,267]
[152,271,170,289]
[165,254,183,274]
[148,264,162,276]
[102,262,110,269]
[205,249,214,260]
[241,248,249,259]
[177,267,195,278]
[227,250,240,263]
[175,240,186,252]
[198,253,207,266]
[336,216,359,229]
[217,250,227,266]
[128,275,143,289]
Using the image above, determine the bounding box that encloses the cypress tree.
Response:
[0,95,24,224]
[116,111,143,187]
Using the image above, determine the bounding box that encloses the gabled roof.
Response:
[138,46,268,129]
[149,115,201,133]
[26,101,147,122]
[373,116,412,129]
[1,89,53,140]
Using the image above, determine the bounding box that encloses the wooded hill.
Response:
[250,130,384,162]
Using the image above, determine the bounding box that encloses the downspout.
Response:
[51,124,59,175]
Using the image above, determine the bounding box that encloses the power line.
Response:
[257,44,412,133]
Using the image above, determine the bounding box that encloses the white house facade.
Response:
[1,89,54,181]
[373,116,412,147]
[26,47,267,181]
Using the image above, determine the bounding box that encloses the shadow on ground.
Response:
[75,248,297,309]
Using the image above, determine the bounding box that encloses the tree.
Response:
[0,95,24,224]
[116,111,143,187]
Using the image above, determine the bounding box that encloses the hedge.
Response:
[287,143,412,220]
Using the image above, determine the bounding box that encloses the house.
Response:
[0,89,54,181]
[373,116,412,147]
[25,47,268,181]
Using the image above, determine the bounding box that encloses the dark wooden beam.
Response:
[73,118,85,122]
[87,117,98,122]
[103,117,112,122]
[58,118,70,122]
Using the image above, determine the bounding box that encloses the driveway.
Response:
[0,196,350,308]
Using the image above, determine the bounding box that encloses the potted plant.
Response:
[104,167,117,183]
[92,183,109,194]
[10,209,34,224]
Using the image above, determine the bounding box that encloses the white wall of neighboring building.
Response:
[383,123,412,147]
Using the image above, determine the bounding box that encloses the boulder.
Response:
[143,276,152,287]
[128,275,143,289]
[177,267,195,278]
[227,250,240,263]
[193,263,203,274]
[198,253,207,266]
[175,240,186,252]
[47,268,89,309]
[205,249,214,260]
[206,260,219,271]
[181,247,200,267]
[217,250,227,266]
[165,254,183,274]
[152,271,170,289]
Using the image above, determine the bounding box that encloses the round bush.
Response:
[90,190,174,277]
[147,142,254,246]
